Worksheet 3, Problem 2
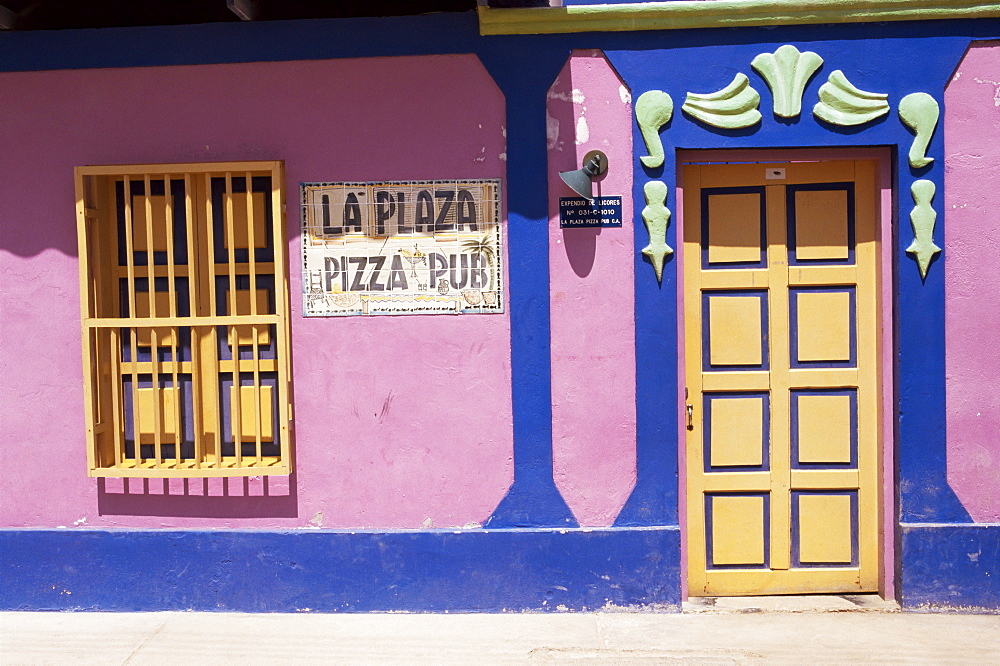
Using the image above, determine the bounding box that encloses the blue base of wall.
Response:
[0,527,680,612]
[901,524,1000,613]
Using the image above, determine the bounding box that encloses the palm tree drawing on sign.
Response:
[461,236,495,289]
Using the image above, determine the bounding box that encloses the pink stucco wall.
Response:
[547,51,636,526]
[945,41,1000,523]
[0,55,513,529]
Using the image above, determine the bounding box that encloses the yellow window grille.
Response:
[75,162,293,477]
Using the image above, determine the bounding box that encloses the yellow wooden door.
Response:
[682,160,880,596]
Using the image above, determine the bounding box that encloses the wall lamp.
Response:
[559,150,609,201]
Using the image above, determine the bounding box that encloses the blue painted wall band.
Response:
[0,528,680,612]
[901,524,1000,612]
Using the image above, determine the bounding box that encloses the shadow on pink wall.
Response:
[96,476,297,519]
[560,165,622,277]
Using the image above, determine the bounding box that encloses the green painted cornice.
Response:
[478,1,1000,35]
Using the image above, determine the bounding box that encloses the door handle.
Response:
[686,404,694,430]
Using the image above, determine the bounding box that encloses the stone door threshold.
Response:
[683,594,901,613]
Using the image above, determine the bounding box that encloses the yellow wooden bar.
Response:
[141,176,166,468]
[698,270,769,290]
[182,172,202,467]
[117,361,194,373]
[788,265,857,286]
[691,568,868,597]
[86,315,279,327]
[224,174,243,469]
[108,326,124,467]
[251,323,263,463]
[701,372,769,392]
[121,177,146,465]
[786,368,858,389]
[183,174,197,313]
[764,183,790,571]
[91,179,120,469]
[119,359,277,375]
[115,265,191,280]
[212,262,275,276]
[229,325,243,467]
[789,469,861,489]
[162,176,182,466]
[854,159,882,592]
[103,177,127,469]
[216,359,279,374]
[143,175,157,319]
[74,172,99,472]
[204,172,223,468]
[246,172,258,316]
[244,172,263,464]
[150,327,164,467]
[77,161,280,177]
[91,462,290,479]
[681,164,710,595]
[271,164,294,469]
[700,473,773,493]
[190,324,206,470]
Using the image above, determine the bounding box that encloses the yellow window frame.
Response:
[75,161,293,477]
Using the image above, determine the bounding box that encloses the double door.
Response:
[682,160,880,595]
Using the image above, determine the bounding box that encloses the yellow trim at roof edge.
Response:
[477,0,1000,35]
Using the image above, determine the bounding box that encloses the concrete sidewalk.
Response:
[3,604,999,665]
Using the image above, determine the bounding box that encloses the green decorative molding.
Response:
[906,179,941,279]
[478,1,1000,36]
[751,45,824,118]
[641,180,674,282]
[813,70,890,126]
[682,73,761,129]
[898,92,940,169]
[636,90,674,169]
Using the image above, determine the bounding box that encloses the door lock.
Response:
[686,404,694,430]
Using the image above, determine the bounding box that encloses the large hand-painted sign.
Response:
[301,179,503,316]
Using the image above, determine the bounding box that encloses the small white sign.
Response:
[765,167,786,180]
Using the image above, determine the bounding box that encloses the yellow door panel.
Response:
[137,386,179,444]
[708,396,766,468]
[707,295,765,367]
[796,493,855,565]
[224,191,268,250]
[796,393,854,465]
[683,158,880,596]
[793,289,854,363]
[231,384,274,442]
[130,194,169,253]
[706,192,764,264]
[792,189,850,261]
[709,494,768,566]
